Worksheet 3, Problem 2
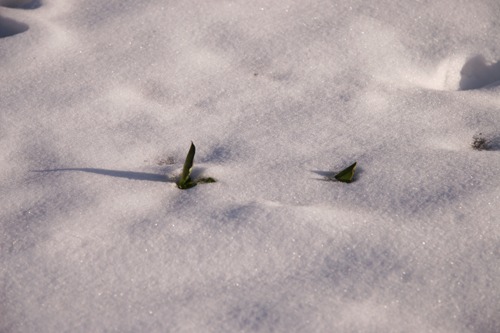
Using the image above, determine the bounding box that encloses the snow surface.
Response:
[1,0,500,332]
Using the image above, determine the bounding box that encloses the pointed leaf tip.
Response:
[334,162,357,183]
[177,142,196,189]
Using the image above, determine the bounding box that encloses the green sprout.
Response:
[333,162,357,183]
[176,142,216,189]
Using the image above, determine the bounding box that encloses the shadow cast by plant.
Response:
[33,168,169,182]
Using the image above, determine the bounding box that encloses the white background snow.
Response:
[1,0,500,332]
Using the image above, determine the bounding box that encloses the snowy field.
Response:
[1,0,500,332]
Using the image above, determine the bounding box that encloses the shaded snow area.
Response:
[2,0,500,332]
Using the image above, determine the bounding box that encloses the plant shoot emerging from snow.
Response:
[333,162,357,183]
[176,142,216,189]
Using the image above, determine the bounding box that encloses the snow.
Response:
[1,0,500,332]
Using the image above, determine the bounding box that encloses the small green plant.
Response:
[177,142,216,189]
[333,162,357,183]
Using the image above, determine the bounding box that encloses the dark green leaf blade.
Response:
[177,142,196,189]
[334,162,357,183]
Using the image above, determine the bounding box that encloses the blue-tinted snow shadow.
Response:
[33,168,169,182]
[490,140,500,151]
[0,0,41,9]
[0,15,28,38]
[484,136,500,151]
[459,55,500,90]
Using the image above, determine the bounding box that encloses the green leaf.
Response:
[334,162,357,183]
[177,142,196,189]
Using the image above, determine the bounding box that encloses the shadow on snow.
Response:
[33,168,169,182]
